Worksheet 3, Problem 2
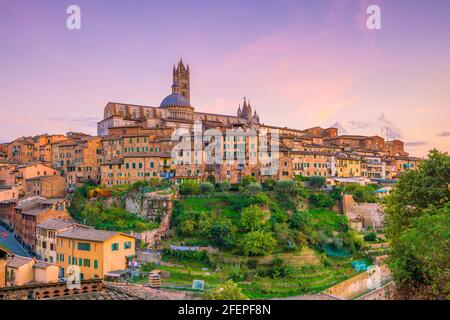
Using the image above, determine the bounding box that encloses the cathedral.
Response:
[97,60,261,136]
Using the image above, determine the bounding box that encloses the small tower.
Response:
[173,59,190,103]
[241,97,252,119]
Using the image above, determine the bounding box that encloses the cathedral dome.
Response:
[160,93,190,108]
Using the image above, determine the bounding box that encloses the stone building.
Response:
[13,197,70,250]
[52,137,102,190]
[35,219,82,263]
[24,175,67,199]
[97,59,260,137]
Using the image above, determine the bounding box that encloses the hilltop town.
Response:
[0,60,423,300]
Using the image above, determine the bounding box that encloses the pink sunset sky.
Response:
[0,0,449,156]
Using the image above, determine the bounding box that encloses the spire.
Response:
[178,58,186,71]
[172,79,181,94]
[237,104,242,117]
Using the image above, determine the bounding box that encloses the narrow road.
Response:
[0,225,30,257]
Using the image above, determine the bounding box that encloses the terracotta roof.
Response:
[57,229,131,242]
[36,219,75,231]
[7,255,33,268]
[34,261,56,269]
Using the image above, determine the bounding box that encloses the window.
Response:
[111,243,119,251]
[84,259,91,267]
[94,260,98,269]
[77,243,91,251]
[124,241,132,249]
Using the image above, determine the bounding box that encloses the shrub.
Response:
[240,205,268,231]
[206,175,216,185]
[208,220,235,248]
[241,175,257,187]
[179,180,200,195]
[218,180,231,192]
[241,231,276,256]
[203,280,248,300]
[261,178,276,191]
[179,219,196,236]
[364,232,377,242]
[200,182,215,194]
[289,211,313,231]
[245,183,262,195]
[162,249,208,263]
[309,193,335,208]
[247,259,258,269]
[309,176,326,189]
[274,180,295,193]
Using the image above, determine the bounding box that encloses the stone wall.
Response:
[125,191,176,222]
[358,281,396,300]
[325,265,391,299]
[343,195,385,230]
[0,280,103,300]
[129,191,177,246]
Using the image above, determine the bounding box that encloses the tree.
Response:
[241,231,276,256]
[219,180,231,192]
[390,207,449,299]
[385,150,450,299]
[262,178,276,191]
[309,176,326,190]
[289,211,313,232]
[245,183,262,195]
[206,175,216,185]
[274,180,295,193]
[179,219,196,236]
[240,205,268,231]
[200,182,215,194]
[308,193,335,208]
[241,175,257,187]
[179,180,200,195]
[203,280,248,300]
[208,220,235,248]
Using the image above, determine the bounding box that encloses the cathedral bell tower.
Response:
[173,59,190,104]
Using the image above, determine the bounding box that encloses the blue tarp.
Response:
[351,260,368,272]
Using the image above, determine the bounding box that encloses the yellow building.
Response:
[0,245,12,288]
[56,229,135,280]
[336,156,361,177]
[5,255,59,286]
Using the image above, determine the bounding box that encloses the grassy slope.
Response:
[158,193,365,298]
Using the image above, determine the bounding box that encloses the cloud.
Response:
[377,113,402,140]
[330,122,347,134]
[348,120,371,130]
[405,141,428,147]
[437,131,450,137]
